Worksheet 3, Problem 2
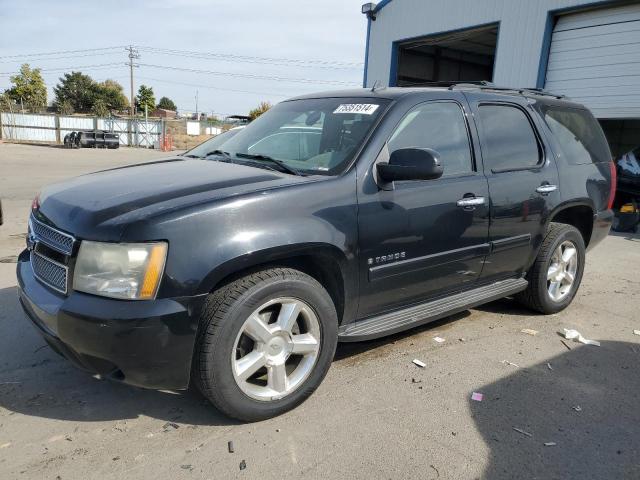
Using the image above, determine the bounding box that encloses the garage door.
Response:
[545,3,640,119]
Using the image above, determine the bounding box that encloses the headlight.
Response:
[73,241,167,300]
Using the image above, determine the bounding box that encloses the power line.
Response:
[0,63,124,76]
[0,45,362,69]
[137,46,363,70]
[137,63,358,86]
[135,76,292,98]
[0,46,126,60]
[0,51,123,64]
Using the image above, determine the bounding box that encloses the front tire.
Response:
[517,223,586,314]
[193,267,338,421]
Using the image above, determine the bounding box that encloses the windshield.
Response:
[183,128,242,158]
[216,97,390,175]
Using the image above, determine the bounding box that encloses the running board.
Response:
[338,278,528,342]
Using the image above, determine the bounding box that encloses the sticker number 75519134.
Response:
[333,104,380,115]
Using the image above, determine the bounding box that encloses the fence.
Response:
[0,112,163,147]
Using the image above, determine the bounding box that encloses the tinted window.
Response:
[478,105,541,171]
[540,106,611,164]
[388,102,473,176]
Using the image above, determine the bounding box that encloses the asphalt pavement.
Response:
[1,143,639,479]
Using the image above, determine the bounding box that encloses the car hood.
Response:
[37,158,314,240]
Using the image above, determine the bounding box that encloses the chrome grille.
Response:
[29,215,75,255]
[31,251,68,294]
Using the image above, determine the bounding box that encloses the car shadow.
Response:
[334,310,469,360]
[473,296,539,317]
[471,340,640,479]
[0,283,474,426]
[608,230,640,242]
[0,285,239,427]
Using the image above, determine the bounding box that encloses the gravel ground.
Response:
[1,143,639,480]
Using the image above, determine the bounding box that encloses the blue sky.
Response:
[0,0,367,116]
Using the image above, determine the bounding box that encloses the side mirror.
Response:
[376,148,443,182]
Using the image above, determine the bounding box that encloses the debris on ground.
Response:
[430,464,440,478]
[413,359,426,368]
[180,465,193,471]
[513,427,532,437]
[521,328,539,336]
[239,459,247,470]
[458,338,465,342]
[228,441,234,453]
[433,337,445,343]
[411,378,422,383]
[544,442,557,447]
[162,422,179,431]
[471,392,484,402]
[547,363,553,370]
[560,340,572,351]
[501,360,520,368]
[572,405,582,412]
[563,328,601,347]
[633,330,640,336]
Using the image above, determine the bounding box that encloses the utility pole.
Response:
[195,90,199,120]
[126,45,139,118]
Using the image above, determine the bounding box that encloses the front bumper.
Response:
[16,250,205,390]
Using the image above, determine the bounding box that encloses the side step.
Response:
[338,278,528,342]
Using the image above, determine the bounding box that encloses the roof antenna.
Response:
[371,80,381,92]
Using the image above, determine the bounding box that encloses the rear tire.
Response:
[193,267,337,422]
[517,222,585,314]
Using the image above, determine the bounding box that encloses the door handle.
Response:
[536,184,557,194]
[456,196,485,208]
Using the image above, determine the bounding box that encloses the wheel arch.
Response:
[198,243,354,325]
[547,200,595,247]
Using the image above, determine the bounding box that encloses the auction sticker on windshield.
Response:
[333,104,379,115]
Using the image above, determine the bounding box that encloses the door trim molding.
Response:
[369,242,490,281]
[490,234,531,253]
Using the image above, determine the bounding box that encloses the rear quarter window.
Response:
[540,106,611,165]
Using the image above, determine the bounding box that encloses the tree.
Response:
[53,73,128,115]
[135,85,155,115]
[53,72,96,113]
[91,99,109,117]
[95,79,128,113]
[4,64,47,109]
[248,101,271,120]
[156,96,176,111]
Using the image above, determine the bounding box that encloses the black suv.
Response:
[17,84,615,421]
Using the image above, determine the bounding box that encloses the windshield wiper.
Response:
[205,150,240,165]
[182,154,201,158]
[235,153,303,176]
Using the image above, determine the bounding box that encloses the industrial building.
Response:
[362,0,640,156]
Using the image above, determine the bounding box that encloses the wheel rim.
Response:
[547,240,578,302]
[231,297,321,401]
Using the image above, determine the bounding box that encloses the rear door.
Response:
[466,94,560,281]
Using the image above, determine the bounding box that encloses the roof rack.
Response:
[399,81,566,99]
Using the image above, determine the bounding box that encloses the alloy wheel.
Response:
[231,297,321,401]
[547,240,578,302]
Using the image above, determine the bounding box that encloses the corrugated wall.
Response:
[0,112,162,147]
[545,2,640,118]
[365,0,618,89]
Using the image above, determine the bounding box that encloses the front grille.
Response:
[31,251,68,294]
[29,216,75,255]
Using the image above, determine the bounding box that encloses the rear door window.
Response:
[477,104,541,172]
[539,106,611,164]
